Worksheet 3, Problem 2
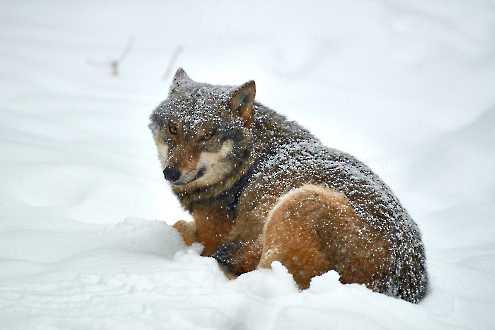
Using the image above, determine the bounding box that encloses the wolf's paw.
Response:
[212,240,262,276]
[172,220,197,246]
[212,241,241,272]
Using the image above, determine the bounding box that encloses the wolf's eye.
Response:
[168,122,178,135]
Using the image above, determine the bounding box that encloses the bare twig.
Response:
[118,37,134,63]
[86,37,135,77]
[111,37,134,76]
[162,45,183,80]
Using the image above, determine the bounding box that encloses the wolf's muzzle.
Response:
[163,167,181,182]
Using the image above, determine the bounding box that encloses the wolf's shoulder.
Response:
[253,136,362,180]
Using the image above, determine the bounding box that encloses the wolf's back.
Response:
[249,107,428,302]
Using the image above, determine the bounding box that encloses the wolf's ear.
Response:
[230,80,256,128]
[170,68,191,90]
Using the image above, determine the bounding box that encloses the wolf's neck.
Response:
[250,104,314,156]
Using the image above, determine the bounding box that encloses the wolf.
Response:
[149,68,428,303]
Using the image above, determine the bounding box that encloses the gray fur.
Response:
[150,69,428,303]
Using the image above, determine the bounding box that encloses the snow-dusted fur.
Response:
[150,69,428,303]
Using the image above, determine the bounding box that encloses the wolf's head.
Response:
[149,68,256,197]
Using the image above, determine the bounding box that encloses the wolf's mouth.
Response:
[194,167,206,181]
[173,167,206,186]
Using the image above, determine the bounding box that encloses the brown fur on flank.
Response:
[150,68,428,303]
[259,185,390,289]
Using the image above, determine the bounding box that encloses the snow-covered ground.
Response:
[1,0,494,329]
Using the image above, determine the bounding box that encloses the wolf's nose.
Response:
[163,167,181,182]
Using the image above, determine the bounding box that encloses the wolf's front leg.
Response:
[212,239,262,275]
[173,220,197,246]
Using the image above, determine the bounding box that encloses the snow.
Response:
[1,0,494,329]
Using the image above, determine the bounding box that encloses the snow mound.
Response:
[0,220,454,330]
